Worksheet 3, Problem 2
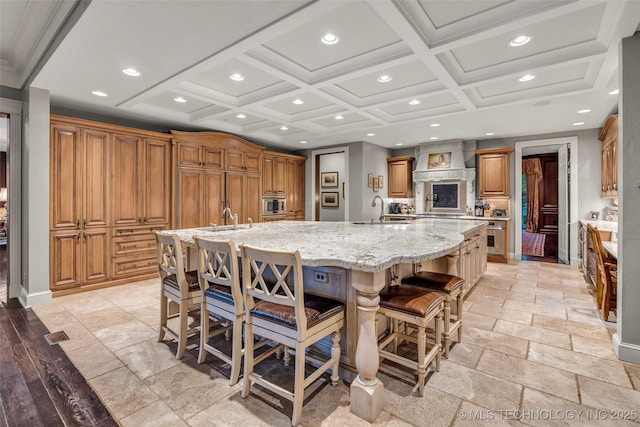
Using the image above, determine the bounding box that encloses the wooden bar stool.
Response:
[401,271,464,358]
[378,285,444,396]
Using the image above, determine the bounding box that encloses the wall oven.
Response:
[263,197,286,217]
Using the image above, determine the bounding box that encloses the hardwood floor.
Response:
[0,298,117,427]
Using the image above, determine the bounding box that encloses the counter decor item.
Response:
[590,211,600,220]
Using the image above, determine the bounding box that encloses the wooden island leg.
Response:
[349,270,386,423]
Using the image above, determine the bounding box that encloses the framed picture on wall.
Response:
[378,175,384,189]
[321,192,339,207]
[427,152,451,169]
[373,177,379,192]
[368,174,373,187]
[321,171,339,188]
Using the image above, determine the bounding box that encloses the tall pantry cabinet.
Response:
[49,115,171,295]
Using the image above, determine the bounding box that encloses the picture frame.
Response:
[378,175,384,189]
[590,211,600,220]
[321,192,339,207]
[427,152,451,169]
[368,174,373,188]
[321,171,339,188]
[373,177,379,192]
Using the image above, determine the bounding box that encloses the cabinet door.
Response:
[82,228,110,284]
[226,151,245,171]
[479,153,509,197]
[263,156,274,195]
[177,168,203,229]
[203,170,225,226]
[113,134,142,225]
[274,157,287,195]
[176,142,202,167]
[82,129,110,228]
[50,124,82,230]
[611,140,618,192]
[286,160,298,217]
[50,230,82,289]
[142,138,171,225]
[225,172,246,223]
[244,153,261,173]
[202,147,224,170]
[246,174,262,223]
[388,161,410,198]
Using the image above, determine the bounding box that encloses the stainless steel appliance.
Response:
[486,220,506,256]
[474,198,485,217]
[262,197,286,217]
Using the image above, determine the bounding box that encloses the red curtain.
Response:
[523,158,543,233]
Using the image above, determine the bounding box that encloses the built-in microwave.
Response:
[263,197,286,216]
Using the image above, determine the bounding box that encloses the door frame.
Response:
[310,146,349,221]
[515,137,579,265]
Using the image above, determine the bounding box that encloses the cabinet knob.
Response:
[138,217,142,223]
[83,219,87,228]
[143,217,147,223]
[76,233,81,242]
[76,219,80,228]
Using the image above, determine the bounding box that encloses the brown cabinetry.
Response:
[286,158,306,220]
[50,115,171,295]
[476,148,514,197]
[599,115,618,197]
[262,153,287,196]
[176,168,225,229]
[387,156,414,198]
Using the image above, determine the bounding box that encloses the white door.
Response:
[558,144,569,264]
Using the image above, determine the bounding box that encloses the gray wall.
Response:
[319,152,346,221]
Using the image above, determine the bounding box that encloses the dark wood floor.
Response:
[0,292,117,425]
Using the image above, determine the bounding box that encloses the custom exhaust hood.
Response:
[413,140,477,214]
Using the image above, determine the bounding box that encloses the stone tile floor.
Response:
[33,261,640,426]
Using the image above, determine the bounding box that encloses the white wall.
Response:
[360,142,390,221]
[319,152,346,221]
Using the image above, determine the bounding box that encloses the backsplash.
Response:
[483,198,511,217]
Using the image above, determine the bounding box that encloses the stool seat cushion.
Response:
[251,294,344,330]
[401,271,464,294]
[205,284,235,305]
[379,286,443,317]
[164,270,200,292]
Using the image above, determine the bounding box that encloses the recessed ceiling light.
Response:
[395,143,403,146]
[299,140,307,144]
[367,133,375,136]
[122,68,140,77]
[321,33,339,45]
[292,99,304,105]
[609,89,619,95]
[573,122,585,126]
[519,74,535,82]
[577,109,591,114]
[485,132,495,136]
[92,90,108,97]
[230,73,244,81]
[430,123,440,127]
[509,35,531,47]
[174,97,186,103]
[236,113,246,119]
[430,137,438,140]
[377,74,392,83]
[334,114,344,120]
[409,99,421,105]
[280,126,288,131]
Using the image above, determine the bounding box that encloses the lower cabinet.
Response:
[458,227,487,293]
[111,226,165,280]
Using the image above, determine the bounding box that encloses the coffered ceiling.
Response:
[4,1,640,150]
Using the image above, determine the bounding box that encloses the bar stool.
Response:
[401,271,464,358]
[378,285,444,396]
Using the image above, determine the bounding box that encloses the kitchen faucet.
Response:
[371,195,385,223]
[222,207,238,229]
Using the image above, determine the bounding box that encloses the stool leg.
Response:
[197,300,209,364]
[442,299,451,358]
[159,291,167,342]
[331,330,341,386]
[241,322,254,399]
[435,311,442,372]
[417,325,426,397]
[176,301,188,359]
[456,293,464,343]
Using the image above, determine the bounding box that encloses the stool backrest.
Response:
[154,232,189,299]
[241,244,307,331]
[195,237,243,315]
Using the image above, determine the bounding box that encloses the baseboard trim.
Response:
[612,333,640,364]
[19,287,53,308]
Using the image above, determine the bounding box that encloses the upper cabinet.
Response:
[599,115,618,198]
[387,156,414,198]
[262,152,287,196]
[476,147,514,197]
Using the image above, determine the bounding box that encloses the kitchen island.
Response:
[161,219,486,422]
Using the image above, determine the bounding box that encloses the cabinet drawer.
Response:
[113,225,166,237]
[112,255,157,278]
[112,235,156,256]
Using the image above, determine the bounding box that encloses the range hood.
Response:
[413,140,477,213]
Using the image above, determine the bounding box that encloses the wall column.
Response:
[19,87,51,307]
[613,31,640,363]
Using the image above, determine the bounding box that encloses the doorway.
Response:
[311,147,349,222]
[0,114,8,303]
[515,137,578,265]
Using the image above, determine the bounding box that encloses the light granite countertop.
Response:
[162,220,486,273]
[579,219,618,232]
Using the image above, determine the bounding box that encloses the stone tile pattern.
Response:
[33,261,640,426]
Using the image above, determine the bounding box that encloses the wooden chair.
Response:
[377,285,444,396]
[155,232,202,359]
[194,237,244,385]
[587,224,617,320]
[401,271,464,358]
[240,244,344,427]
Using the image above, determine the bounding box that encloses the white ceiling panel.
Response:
[379,93,460,116]
[312,112,370,128]
[262,92,335,116]
[146,91,212,114]
[192,59,283,97]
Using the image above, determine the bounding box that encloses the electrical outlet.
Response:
[314,272,327,283]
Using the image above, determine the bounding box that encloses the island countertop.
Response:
[161,219,486,273]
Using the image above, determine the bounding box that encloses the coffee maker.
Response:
[474,198,485,217]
